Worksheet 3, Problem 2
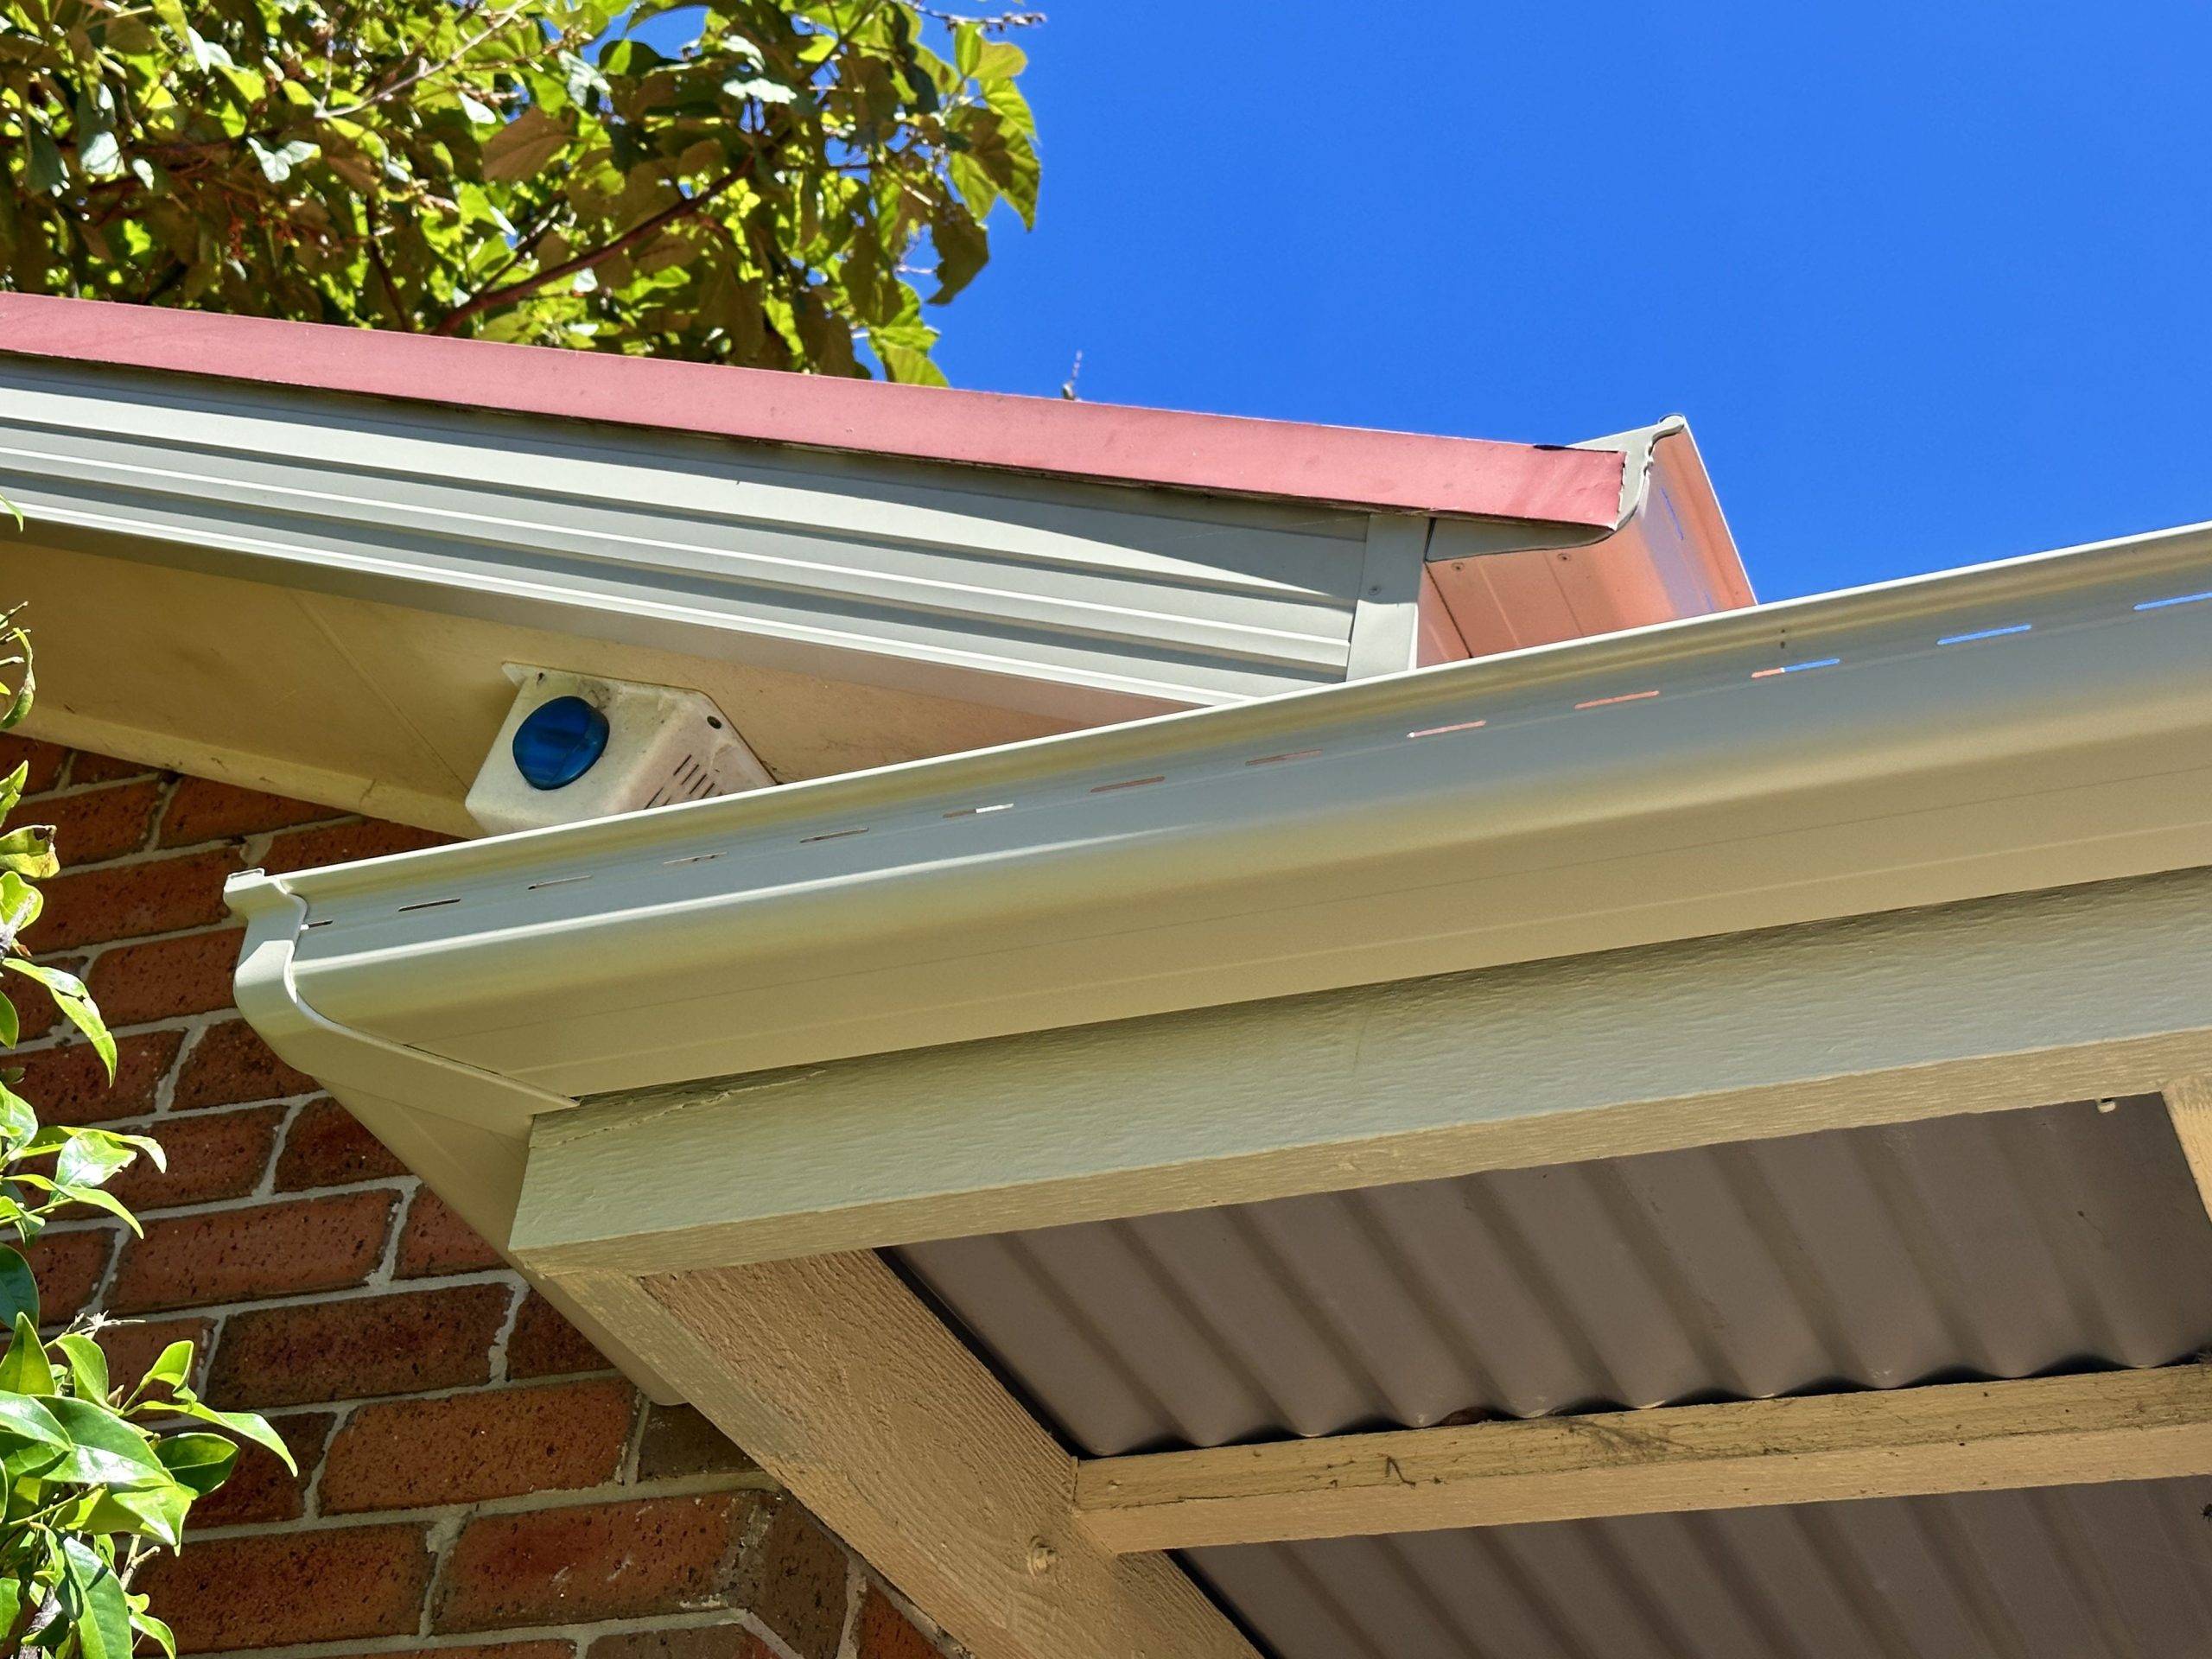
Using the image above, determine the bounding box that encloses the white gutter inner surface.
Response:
[227,520,2212,1116]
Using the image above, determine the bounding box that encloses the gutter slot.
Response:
[1938,623,2033,645]
[396,897,461,913]
[1752,657,1842,679]
[1090,777,1166,794]
[801,828,869,843]
[1246,749,1324,766]
[2136,590,2212,612]
[1574,690,1661,711]
[1408,721,1486,740]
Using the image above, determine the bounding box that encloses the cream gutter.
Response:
[230,517,2212,1106]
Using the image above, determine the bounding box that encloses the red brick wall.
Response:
[0,734,948,1659]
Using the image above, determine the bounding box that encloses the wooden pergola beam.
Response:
[1071,1364,2212,1553]
[553,1260,1256,1659]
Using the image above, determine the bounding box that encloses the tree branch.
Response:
[429,158,756,336]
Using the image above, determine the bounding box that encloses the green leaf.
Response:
[24,129,64,196]
[0,1313,55,1395]
[245,137,319,184]
[153,1431,236,1497]
[132,1609,177,1659]
[168,1399,296,1474]
[0,1248,38,1331]
[0,825,57,880]
[3,963,113,1081]
[0,625,29,730]
[43,1398,168,1490]
[0,870,42,946]
[55,1128,150,1192]
[52,1184,141,1236]
[52,1335,107,1406]
[0,1390,67,1447]
[0,995,14,1051]
[182,27,232,72]
[138,1338,195,1397]
[0,760,27,823]
[81,1479,188,1547]
[79,129,122,180]
[60,1537,132,1659]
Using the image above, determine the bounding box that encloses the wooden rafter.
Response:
[550,1260,1256,1659]
[1070,1364,2212,1554]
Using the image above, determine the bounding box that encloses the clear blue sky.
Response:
[645,3,2212,601]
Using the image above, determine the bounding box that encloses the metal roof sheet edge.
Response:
[0,293,1626,525]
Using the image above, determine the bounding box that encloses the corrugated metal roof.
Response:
[898,1096,2212,1457]
[1185,1474,2212,1659]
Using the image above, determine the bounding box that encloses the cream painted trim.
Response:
[561,1263,1255,1659]
[512,867,2212,1273]
[1070,1365,2212,1552]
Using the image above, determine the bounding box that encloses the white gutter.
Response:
[226,518,2212,1120]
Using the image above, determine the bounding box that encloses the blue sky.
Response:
[645,3,2212,601]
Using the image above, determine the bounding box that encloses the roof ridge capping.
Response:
[0,292,1625,524]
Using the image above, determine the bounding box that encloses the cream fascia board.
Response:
[516,865,2212,1272]
[226,518,2212,1112]
[1069,1365,2212,1552]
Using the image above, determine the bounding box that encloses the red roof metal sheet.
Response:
[0,295,1624,526]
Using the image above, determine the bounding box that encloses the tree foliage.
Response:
[0,617,283,1659]
[0,2,1040,381]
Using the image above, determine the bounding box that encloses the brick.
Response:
[171,1018,317,1109]
[67,750,160,785]
[260,818,454,875]
[637,1403,758,1482]
[187,1410,333,1529]
[0,733,67,793]
[589,1630,774,1659]
[207,1281,511,1407]
[140,1522,431,1651]
[109,1190,395,1313]
[505,1289,608,1379]
[88,928,244,1026]
[386,1646,576,1659]
[160,779,337,847]
[274,1096,407,1189]
[24,1227,113,1324]
[103,1105,280,1211]
[433,1491,768,1630]
[40,779,162,864]
[321,1377,635,1512]
[95,1315,213,1395]
[12,1029,181,1123]
[854,1590,942,1659]
[731,1497,851,1659]
[1,950,78,1043]
[396,1187,503,1278]
[33,849,241,951]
